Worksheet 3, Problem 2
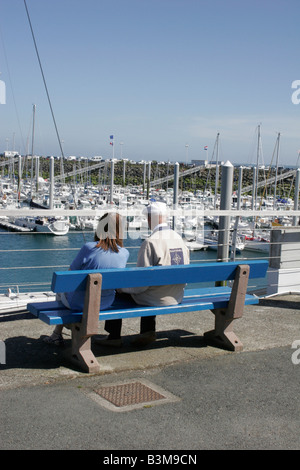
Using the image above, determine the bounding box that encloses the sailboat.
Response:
[243,128,280,253]
[243,232,270,252]
[204,230,245,253]
[13,215,69,235]
[11,106,69,236]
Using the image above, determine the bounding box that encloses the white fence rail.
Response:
[1,208,300,298]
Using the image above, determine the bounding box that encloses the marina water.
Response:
[0,228,267,295]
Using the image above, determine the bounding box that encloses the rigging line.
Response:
[23,0,87,240]
[23,0,64,160]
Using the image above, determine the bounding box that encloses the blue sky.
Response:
[0,0,299,165]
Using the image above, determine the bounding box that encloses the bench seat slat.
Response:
[27,288,258,326]
[184,286,231,297]
[27,301,66,316]
[27,287,233,318]
[39,309,83,325]
[99,293,258,320]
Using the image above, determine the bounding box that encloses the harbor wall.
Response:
[267,226,300,295]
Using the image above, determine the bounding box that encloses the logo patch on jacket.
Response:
[170,248,184,265]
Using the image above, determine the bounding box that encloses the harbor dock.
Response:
[0,219,33,232]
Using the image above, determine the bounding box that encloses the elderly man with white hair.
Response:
[98,201,190,347]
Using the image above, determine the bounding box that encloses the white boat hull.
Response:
[243,240,270,252]
[185,240,207,251]
[0,291,56,314]
[14,217,69,236]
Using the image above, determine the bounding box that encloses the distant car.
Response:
[89,156,103,162]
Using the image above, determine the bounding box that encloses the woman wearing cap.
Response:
[43,212,129,346]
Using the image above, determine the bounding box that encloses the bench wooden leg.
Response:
[70,323,101,373]
[204,264,250,352]
[68,272,102,373]
[204,308,243,351]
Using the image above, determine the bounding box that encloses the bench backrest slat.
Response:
[51,260,268,293]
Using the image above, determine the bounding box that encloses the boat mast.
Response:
[214,132,220,209]
[254,124,261,209]
[30,104,36,200]
[273,132,280,210]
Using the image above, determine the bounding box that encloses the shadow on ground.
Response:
[1,328,208,373]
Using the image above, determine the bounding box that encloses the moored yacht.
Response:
[13,216,69,236]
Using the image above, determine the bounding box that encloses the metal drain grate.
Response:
[88,379,180,412]
[95,381,165,407]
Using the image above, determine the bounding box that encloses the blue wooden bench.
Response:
[27,260,268,373]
